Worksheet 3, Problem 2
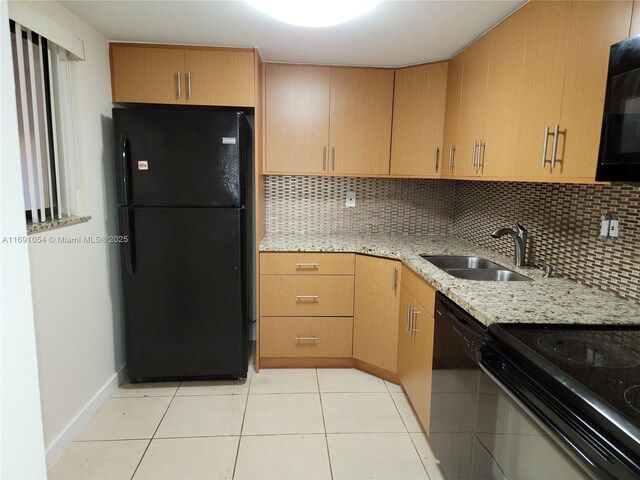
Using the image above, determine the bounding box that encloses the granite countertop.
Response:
[260,233,640,327]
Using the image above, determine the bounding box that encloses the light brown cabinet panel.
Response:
[264,64,331,174]
[110,45,185,104]
[631,0,640,36]
[481,7,527,178]
[390,62,448,177]
[260,317,353,358]
[441,54,464,178]
[329,67,395,175]
[401,266,436,317]
[184,48,254,107]
[455,35,491,178]
[556,1,632,180]
[260,275,354,317]
[260,252,355,275]
[397,287,414,389]
[353,255,402,373]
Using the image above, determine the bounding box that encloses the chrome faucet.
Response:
[491,220,528,267]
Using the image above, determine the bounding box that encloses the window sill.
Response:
[27,215,91,235]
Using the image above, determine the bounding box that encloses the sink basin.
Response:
[421,255,505,270]
[445,269,531,282]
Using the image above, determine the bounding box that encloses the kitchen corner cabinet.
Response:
[264,63,394,176]
[353,255,402,373]
[397,269,436,430]
[390,62,448,177]
[109,44,255,107]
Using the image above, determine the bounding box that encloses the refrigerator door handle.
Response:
[120,208,136,275]
[120,133,132,205]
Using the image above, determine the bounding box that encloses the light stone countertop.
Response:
[260,233,640,327]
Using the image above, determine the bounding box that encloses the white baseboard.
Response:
[45,365,126,470]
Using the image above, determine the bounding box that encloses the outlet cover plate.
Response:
[346,191,356,208]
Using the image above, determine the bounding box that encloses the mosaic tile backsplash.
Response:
[265,176,640,304]
[265,176,454,235]
[452,181,640,304]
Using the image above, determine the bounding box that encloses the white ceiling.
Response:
[59,0,526,67]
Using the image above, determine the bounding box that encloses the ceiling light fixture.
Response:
[247,0,380,28]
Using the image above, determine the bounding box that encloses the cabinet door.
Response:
[481,8,527,179]
[353,255,401,373]
[110,45,185,104]
[515,1,571,179]
[556,1,632,180]
[397,287,414,391]
[265,64,330,174]
[184,48,255,107]
[631,0,640,36]
[329,67,394,175]
[441,54,464,178]
[390,62,448,177]
[408,306,435,431]
[455,35,491,178]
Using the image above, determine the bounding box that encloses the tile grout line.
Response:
[128,381,182,480]
[316,368,335,480]
[231,364,254,479]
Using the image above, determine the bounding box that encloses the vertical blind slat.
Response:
[38,38,55,220]
[14,23,40,224]
[47,45,63,219]
[26,28,47,222]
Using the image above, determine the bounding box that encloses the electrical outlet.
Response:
[346,191,356,208]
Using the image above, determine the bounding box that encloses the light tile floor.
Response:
[49,365,444,480]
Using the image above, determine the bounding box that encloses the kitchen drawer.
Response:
[260,317,353,358]
[401,266,436,317]
[260,275,354,316]
[260,252,355,275]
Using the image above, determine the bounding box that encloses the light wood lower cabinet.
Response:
[260,252,355,275]
[397,284,436,431]
[260,317,353,358]
[353,255,402,373]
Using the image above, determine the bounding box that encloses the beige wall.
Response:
[20,0,124,468]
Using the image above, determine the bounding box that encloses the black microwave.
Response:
[597,35,640,183]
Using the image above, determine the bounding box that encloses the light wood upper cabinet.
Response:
[110,45,185,104]
[556,1,632,181]
[632,0,640,36]
[184,48,254,107]
[353,255,401,373]
[455,34,491,178]
[264,64,331,174]
[329,68,395,175]
[109,44,255,107]
[441,54,464,178]
[390,62,448,177]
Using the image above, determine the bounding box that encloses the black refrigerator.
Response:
[113,106,252,382]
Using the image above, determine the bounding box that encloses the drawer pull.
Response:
[295,336,319,341]
[296,295,319,301]
[295,262,319,269]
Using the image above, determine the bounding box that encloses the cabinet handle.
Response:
[448,144,455,170]
[323,146,327,171]
[551,124,565,169]
[187,71,192,99]
[295,262,319,269]
[295,336,318,341]
[478,141,486,169]
[434,147,440,172]
[296,295,319,301]
[176,71,181,99]
[411,309,420,334]
[472,140,478,170]
[541,126,552,168]
[331,147,336,171]
[392,267,398,291]
[407,305,413,333]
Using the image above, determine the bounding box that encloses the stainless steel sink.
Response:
[420,255,505,270]
[445,269,531,282]
[420,255,532,281]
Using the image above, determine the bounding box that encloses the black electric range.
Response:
[482,324,640,480]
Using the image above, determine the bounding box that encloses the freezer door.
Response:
[113,107,244,207]
[119,206,248,380]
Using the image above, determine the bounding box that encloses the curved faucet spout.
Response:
[490,220,528,267]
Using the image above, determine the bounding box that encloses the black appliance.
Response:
[113,106,252,382]
[430,294,591,480]
[484,324,640,480]
[597,35,640,183]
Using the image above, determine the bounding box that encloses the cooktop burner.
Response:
[626,385,640,415]
[537,333,640,368]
